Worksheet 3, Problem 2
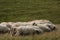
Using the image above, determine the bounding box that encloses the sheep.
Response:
[7,22,15,28]
[0,22,8,26]
[9,25,43,36]
[6,22,36,35]
[0,22,14,33]
[11,22,34,27]
[31,19,52,24]
[0,19,56,35]
[0,22,10,33]
[32,20,56,32]
[45,23,56,31]
[33,23,51,32]
[7,22,15,26]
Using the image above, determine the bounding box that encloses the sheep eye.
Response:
[32,23,37,26]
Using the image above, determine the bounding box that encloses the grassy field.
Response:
[0,0,60,40]
[0,24,59,40]
[0,0,60,24]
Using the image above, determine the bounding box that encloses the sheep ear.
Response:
[32,23,37,26]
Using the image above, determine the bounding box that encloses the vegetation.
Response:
[0,0,60,23]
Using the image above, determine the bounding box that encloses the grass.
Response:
[0,0,60,23]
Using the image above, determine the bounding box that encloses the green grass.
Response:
[0,0,60,23]
[0,0,60,39]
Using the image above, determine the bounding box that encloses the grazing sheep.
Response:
[45,23,56,31]
[33,23,51,32]
[7,22,15,28]
[0,22,8,26]
[0,19,56,35]
[0,22,10,33]
[31,19,52,24]
[7,22,15,26]
[11,22,34,27]
[32,19,56,32]
[0,22,14,33]
[10,25,43,36]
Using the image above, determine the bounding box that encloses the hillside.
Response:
[0,0,60,24]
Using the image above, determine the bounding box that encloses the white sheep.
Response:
[10,25,43,36]
[32,19,56,32]
[0,22,10,33]
[0,22,8,26]
[11,22,34,27]
[0,22,14,33]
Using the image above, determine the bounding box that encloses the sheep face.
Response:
[46,23,56,31]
